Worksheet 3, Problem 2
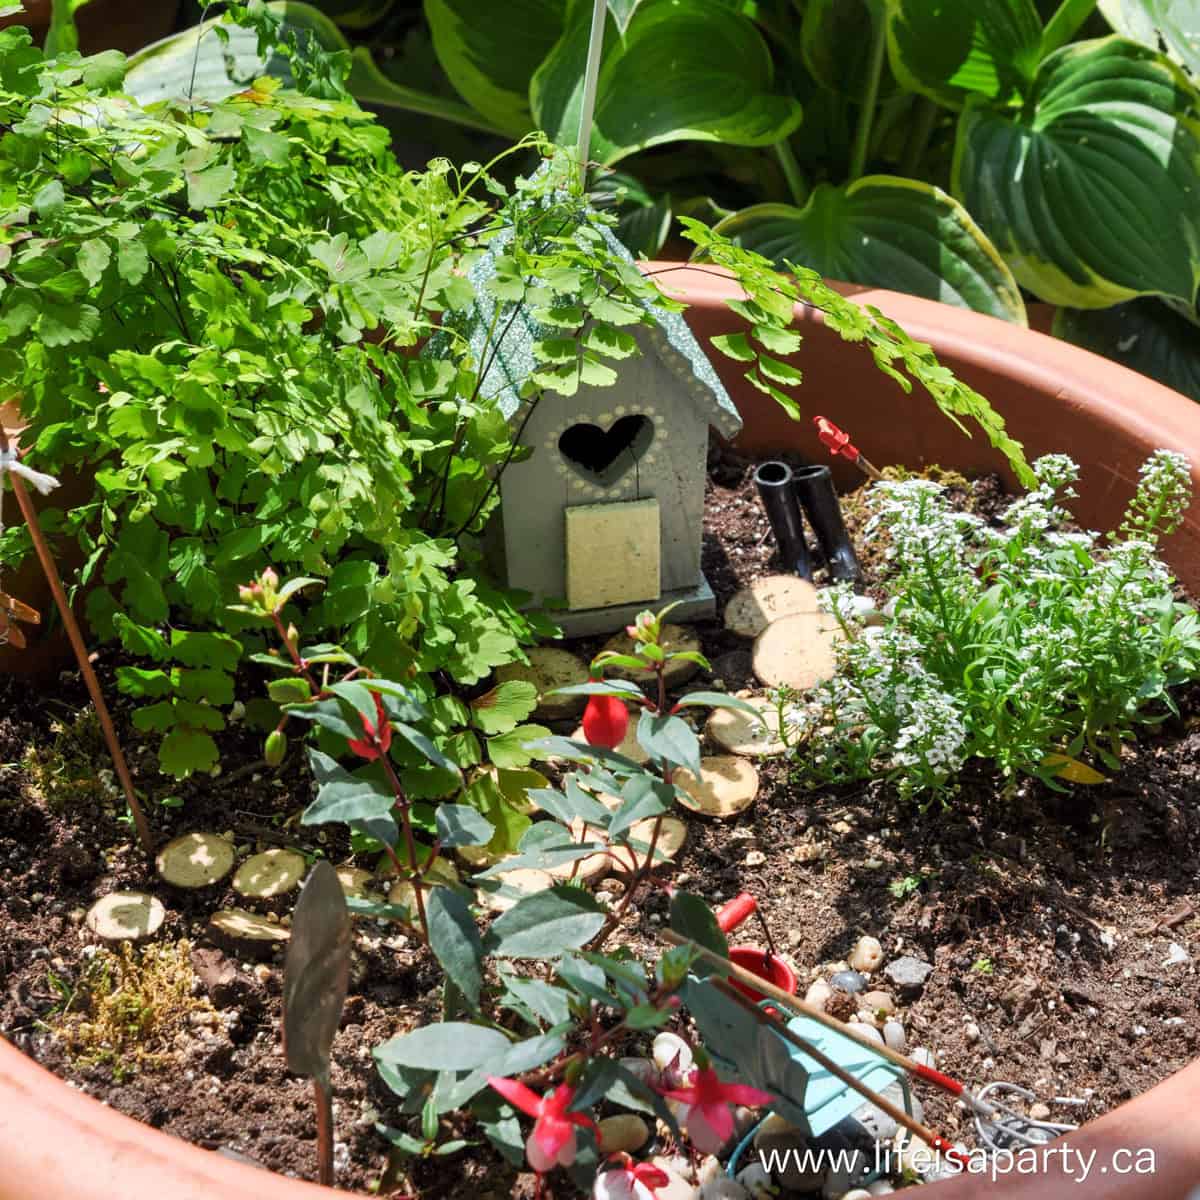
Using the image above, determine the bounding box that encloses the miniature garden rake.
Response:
[664,932,1083,1155]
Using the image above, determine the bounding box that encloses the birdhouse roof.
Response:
[436,214,743,442]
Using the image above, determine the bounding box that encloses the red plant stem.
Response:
[1,438,153,857]
[379,752,429,941]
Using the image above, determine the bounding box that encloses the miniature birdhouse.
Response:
[452,224,743,637]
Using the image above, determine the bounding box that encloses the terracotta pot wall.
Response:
[649,264,1200,594]
[3,270,1200,1198]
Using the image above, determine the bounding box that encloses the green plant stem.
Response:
[899,97,939,178]
[848,8,888,182]
[1041,0,1098,56]
[774,139,808,206]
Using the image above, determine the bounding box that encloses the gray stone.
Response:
[883,955,933,997]
[831,970,867,994]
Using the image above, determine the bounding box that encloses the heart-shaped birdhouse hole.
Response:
[558,414,654,488]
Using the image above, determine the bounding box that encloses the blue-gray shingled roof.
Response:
[434,217,743,441]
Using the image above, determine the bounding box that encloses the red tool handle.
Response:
[717,892,758,934]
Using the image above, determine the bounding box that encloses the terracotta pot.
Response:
[647,264,1200,594]
[4,267,1200,1197]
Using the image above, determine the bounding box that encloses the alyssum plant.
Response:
[800,450,1200,798]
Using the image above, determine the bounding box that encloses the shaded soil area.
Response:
[1,447,1197,1196]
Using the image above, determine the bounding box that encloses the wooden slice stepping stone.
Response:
[609,815,686,875]
[544,817,611,884]
[85,891,165,942]
[600,624,703,688]
[155,832,235,889]
[725,575,820,639]
[232,848,307,899]
[386,856,460,913]
[475,866,555,913]
[208,908,290,957]
[752,611,842,691]
[495,647,589,721]
[335,865,381,902]
[674,755,760,817]
[571,719,649,764]
[706,698,790,758]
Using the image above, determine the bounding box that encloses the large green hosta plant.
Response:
[106,0,1200,397]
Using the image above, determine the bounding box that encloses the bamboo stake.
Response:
[0,427,153,855]
[710,979,966,1163]
[574,0,607,191]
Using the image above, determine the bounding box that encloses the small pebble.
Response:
[598,1114,649,1154]
[1029,1102,1051,1122]
[851,1023,884,1046]
[805,979,833,1012]
[831,970,867,995]
[653,1032,693,1073]
[849,936,883,973]
[1163,942,1191,967]
[910,1046,936,1069]
[867,1183,895,1195]
[964,1022,980,1043]
[735,1164,773,1198]
[861,989,895,1015]
[882,1020,907,1052]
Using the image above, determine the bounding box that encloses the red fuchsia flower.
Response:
[582,683,630,750]
[347,693,393,761]
[487,1077,595,1173]
[654,1068,774,1155]
[593,1157,670,1200]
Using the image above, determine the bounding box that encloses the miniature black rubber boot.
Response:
[793,464,862,584]
[753,461,813,580]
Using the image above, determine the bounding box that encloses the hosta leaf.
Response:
[590,170,672,257]
[532,0,803,166]
[1100,0,1200,76]
[1053,298,1200,403]
[425,0,566,136]
[953,38,1200,308]
[803,0,900,100]
[885,0,1044,108]
[714,179,1027,323]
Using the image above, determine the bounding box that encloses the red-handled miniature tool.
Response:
[716,892,798,1003]
[813,416,883,481]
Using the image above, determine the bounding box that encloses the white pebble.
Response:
[653,1032,694,1073]
[805,979,833,1013]
[849,936,883,973]
[964,1022,980,1043]
[736,1164,774,1198]
[1029,1102,1051,1122]
[883,1020,907,1052]
[867,1183,895,1196]
[851,1023,884,1046]
[910,1046,935,1068]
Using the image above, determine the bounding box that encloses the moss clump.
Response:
[54,939,210,1077]
[22,706,112,810]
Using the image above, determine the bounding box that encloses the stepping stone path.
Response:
[85,891,165,942]
[705,696,790,757]
[674,755,759,817]
[752,610,842,691]
[232,848,306,899]
[208,908,290,957]
[155,832,235,889]
[724,575,820,639]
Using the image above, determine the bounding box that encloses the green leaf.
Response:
[1054,298,1200,403]
[115,667,172,698]
[952,38,1200,308]
[374,1022,511,1072]
[487,723,550,769]
[709,332,756,362]
[159,729,219,778]
[470,680,537,735]
[435,803,495,848]
[1100,0,1200,76]
[714,181,1027,324]
[668,890,730,959]
[636,711,702,779]
[425,0,566,136]
[426,888,484,1008]
[171,629,242,671]
[671,691,761,716]
[33,179,64,217]
[532,0,803,166]
[303,749,397,827]
[484,886,607,958]
[885,0,1044,107]
[607,774,673,840]
[186,161,236,210]
[77,238,111,286]
[803,0,900,100]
